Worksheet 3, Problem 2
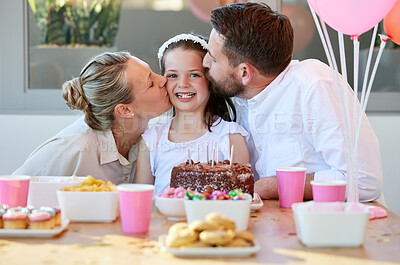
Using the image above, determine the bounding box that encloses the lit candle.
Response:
[197,143,200,162]
[188,147,192,165]
[216,144,219,164]
[211,146,215,167]
[230,145,234,166]
[206,143,209,164]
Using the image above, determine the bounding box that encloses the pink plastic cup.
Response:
[0,175,31,207]
[276,167,307,208]
[117,184,154,234]
[311,180,347,202]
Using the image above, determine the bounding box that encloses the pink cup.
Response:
[276,167,307,208]
[311,180,347,202]
[0,175,31,207]
[117,184,154,234]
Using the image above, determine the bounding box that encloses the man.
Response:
[203,2,382,202]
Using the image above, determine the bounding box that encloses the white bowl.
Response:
[184,194,252,231]
[292,201,370,247]
[155,196,186,221]
[28,176,86,207]
[57,190,119,222]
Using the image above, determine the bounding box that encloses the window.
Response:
[17,1,398,114]
[1,0,220,113]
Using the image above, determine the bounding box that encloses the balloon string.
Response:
[358,36,388,130]
[353,25,379,201]
[307,3,333,69]
[339,32,355,203]
[354,34,389,202]
[309,3,348,146]
[360,24,378,108]
[321,20,339,71]
[338,33,351,142]
[353,36,360,203]
[308,2,355,202]
[353,36,359,144]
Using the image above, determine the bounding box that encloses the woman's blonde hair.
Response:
[62,51,132,131]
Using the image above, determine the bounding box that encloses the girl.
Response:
[135,33,250,196]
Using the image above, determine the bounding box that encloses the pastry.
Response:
[2,211,28,229]
[189,220,219,232]
[28,211,53,229]
[199,230,235,245]
[205,212,236,231]
[170,160,254,195]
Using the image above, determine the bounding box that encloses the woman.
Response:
[13,51,172,184]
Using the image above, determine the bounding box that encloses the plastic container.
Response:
[57,190,119,222]
[155,196,186,221]
[28,176,85,207]
[292,201,370,247]
[184,194,252,231]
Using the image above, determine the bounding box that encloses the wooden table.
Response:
[1,201,400,265]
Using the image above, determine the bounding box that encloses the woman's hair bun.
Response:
[62,77,90,111]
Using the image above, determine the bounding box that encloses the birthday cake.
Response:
[170,160,254,195]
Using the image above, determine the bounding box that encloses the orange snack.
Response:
[61,175,116,192]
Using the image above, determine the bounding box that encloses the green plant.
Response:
[28,0,122,47]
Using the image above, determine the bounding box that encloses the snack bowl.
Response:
[57,190,119,222]
[184,194,252,231]
[292,201,370,247]
[155,196,186,221]
[28,176,86,207]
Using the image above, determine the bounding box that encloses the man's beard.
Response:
[206,70,245,98]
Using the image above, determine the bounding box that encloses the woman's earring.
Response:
[131,113,135,118]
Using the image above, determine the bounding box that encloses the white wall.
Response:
[0,113,399,215]
[368,114,400,216]
[0,115,81,174]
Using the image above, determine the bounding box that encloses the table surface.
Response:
[1,200,400,265]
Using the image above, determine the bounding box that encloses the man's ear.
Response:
[114,103,134,118]
[237,63,254,86]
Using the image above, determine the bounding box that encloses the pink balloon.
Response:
[282,5,315,52]
[307,0,397,36]
[188,0,246,24]
[188,0,218,23]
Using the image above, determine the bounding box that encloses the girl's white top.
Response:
[142,117,249,197]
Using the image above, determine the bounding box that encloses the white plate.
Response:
[158,235,260,258]
[0,219,69,238]
[250,193,263,212]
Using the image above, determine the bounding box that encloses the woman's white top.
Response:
[142,117,249,197]
[12,117,138,184]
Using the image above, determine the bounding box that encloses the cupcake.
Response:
[28,211,53,229]
[52,207,62,226]
[31,208,55,228]
[2,211,28,229]
[39,207,58,227]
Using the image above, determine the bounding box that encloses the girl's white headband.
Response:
[157,33,208,66]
